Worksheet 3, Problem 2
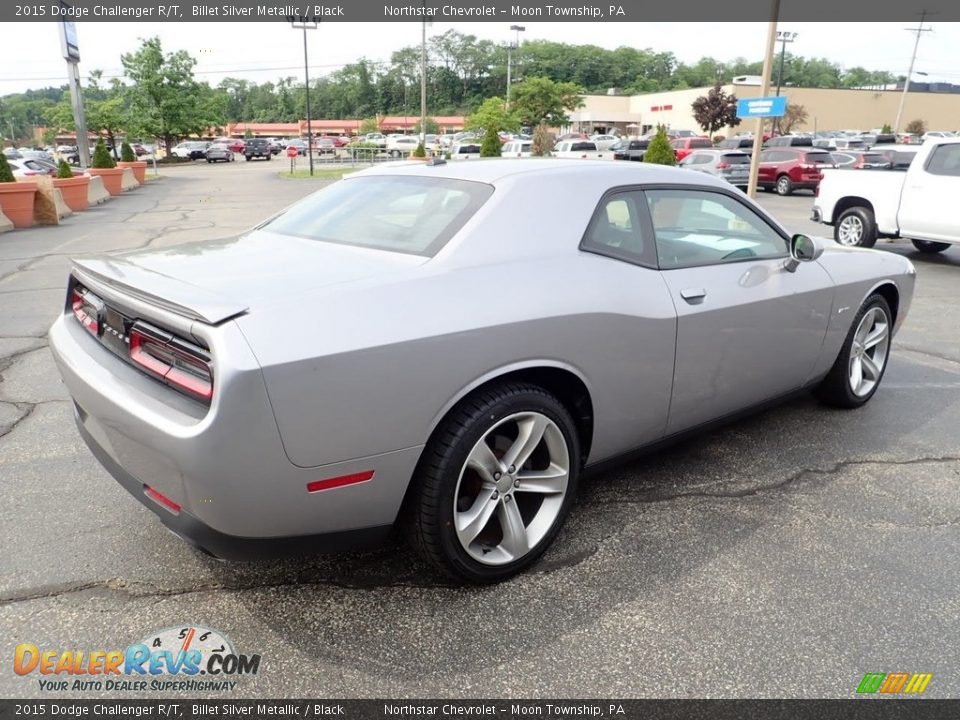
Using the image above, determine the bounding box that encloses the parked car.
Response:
[333,135,352,148]
[224,139,245,153]
[284,139,308,157]
[873,146,918,171]
[612,139,649,161]
[814,137,960,253]
[8,158,56,177]
[590,134,620,151]
[678,149,751,189]
[49,159,915,583]
[717,137,756,155]
[757,148,836,195]
[553,140,610,160]
[313,137,336,155]
[829,151,891,170]
[385,136,419,157]
[763,135,814,149]
[671,137,713,162]
[245,138,273,161]
[170,141,210,160]
[205,143,235,163]
[502,140,533,157]
[449,142,481,160]
[363,133,388,148]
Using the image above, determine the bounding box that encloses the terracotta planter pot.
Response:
[0,182,37,228]
[52,175,90,211]
[117,160,148,184]
[87,167,125,196]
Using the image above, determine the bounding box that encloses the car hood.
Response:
[72,230,428,324]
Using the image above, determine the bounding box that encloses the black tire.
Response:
[206,159,212,163]
[834,206,878,248]
[911,239,950,254]
[814,294,893,409]
[776,174,793,196]
[244,155,251,161]
[404,382,581,584]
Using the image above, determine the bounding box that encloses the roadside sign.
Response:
[736,96,788,119]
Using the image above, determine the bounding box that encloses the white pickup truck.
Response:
[812,138,960,254]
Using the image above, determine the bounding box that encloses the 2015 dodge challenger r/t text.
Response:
[49,159,915,583]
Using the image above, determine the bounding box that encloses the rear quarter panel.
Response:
[237,170,679,469]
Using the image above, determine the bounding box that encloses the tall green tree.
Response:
[466,97,519,133]
[509,76,584,127]
[121,37,224,150]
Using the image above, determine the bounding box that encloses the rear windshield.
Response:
[861,154,887,163]
[805,152,835,164]
[570,142,597,151]
[720,154,750,164]
[691,139,713,148]
[263,176,493,257]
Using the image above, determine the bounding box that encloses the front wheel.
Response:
[405,383,581,583]
[834,206,878,248]
[814,294,892,408]
[911,239,950,254]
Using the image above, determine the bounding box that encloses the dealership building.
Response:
[568,79,960,136]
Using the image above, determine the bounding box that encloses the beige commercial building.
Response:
[570,81,960,136]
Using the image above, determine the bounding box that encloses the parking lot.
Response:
[1,159,958,698]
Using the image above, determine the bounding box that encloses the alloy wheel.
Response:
[848,306,890,397]
[837,215,864,246]
[453,412,570,566]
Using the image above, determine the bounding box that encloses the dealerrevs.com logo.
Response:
[14,626,260,692]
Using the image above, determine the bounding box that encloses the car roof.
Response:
[348,158,727,189]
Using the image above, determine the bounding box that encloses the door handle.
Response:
[680,288,707,303]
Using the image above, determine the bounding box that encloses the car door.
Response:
[642,188,833,434]
[756,150,781,185]
[897,142,960,242]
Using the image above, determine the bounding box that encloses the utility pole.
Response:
[290,15,317,176]
[421,16,428,145]
[746,0,780,199]
[894,10,934,134]
[57,6,90,168]
[506,25,525,107]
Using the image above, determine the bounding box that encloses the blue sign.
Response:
[736,96,788,119]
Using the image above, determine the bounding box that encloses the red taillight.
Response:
[144,485,181,514]
[306,470,375,494]
[71,288,100,336]
[129,325,213,403]
[716,162,731,169]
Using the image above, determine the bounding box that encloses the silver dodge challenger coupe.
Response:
[49,159,915,583]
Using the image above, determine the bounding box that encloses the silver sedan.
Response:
[49,160,915,583]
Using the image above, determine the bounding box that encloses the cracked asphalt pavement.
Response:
[1,162,959,699]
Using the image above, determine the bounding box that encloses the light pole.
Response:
[420,16,429,145]
[506,25,525,106]
[290,15,317,176]
[746,0,781,199]
[774,30,797,135]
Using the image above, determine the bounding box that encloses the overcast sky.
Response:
[2,22,960,95]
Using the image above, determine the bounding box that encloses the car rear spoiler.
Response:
[71,256,249,325]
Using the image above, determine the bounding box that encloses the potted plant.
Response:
[87,139,125,196]
[410,142,428,161]
[117,141,148,184]
[52,159,90,212]
[0,151,36,228]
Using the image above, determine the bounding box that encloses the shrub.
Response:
[904,118,927,135]
[643,126,676,166]
[412,142,426,158]
[0,153,14,182]
[480,125,502,157]
[57,159,74,179]
[881,123,893,134]
[120,142,136,163]
[532,120,554,156]
[91,140,116,169]
[713,135,726,144]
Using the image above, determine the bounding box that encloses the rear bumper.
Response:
[49,311,423,548]
[75,415,392,560]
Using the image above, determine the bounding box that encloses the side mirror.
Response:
[784,233,824,272]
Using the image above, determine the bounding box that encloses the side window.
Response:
[645,189,789,270]
[926,144,960,177]
[580,192,654,268]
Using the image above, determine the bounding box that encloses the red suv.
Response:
[671,137,713,162]
[757,148,836,195]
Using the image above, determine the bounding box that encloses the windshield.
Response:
[262,176,493,257]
